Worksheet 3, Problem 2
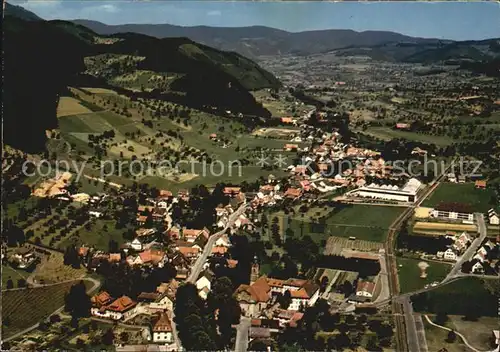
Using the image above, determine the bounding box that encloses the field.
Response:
[2,280,92,339]
[2,265,29,287]
[324,236,383,255]
[423,182,497,213]
[360,127,455,146]
[57,97,93,118]
[31,251,86,284]
[447,316,499,350]
[423,318,467,352]
[396,257,452,293]
[58,219,126,251]
[411,277,498,317]
[276,205,405,243]
[412,221,476,236]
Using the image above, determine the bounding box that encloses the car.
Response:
[430,282,438,287]
[424,284,430,289]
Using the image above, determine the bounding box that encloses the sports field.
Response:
[423,183,496,213]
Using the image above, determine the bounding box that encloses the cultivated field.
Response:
[31,251,85,284]
[412,221,476,236]
[423,319,467,352]
[32,172,72,198]
[324,236,383,255]
[396,257,451,293]
[423,183,497,213]
[360,127,455,146]
[252,127,300,138]
[57,97,93,117]
[2,281,84,338]
[447,316,499,350]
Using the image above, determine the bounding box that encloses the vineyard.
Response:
[2,281,78,338]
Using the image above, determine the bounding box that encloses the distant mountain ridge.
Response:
[72,19,446,59]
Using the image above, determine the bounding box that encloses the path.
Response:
[423,315,489,352]
[3,276,101,343]
[234,317,251,352]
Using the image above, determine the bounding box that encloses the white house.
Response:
[472,261,484,274]
[91,295,137,321]
[196,275,212,300]
[215,235,231,247]
[149,295,174,313]
[152,312,173,344]
[443,248,457,261]
[488,209,500,225]
[89,211,103,218]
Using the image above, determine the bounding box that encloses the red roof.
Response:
[106,296,137,312]
[153,312,172,332]
[356,280,376,295]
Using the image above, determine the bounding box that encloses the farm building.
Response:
[430,202,474,222]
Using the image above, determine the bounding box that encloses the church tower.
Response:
[250,256,260,284]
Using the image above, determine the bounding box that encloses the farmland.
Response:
[272,204,406,243]
[423,182,497,213]
[56,97,93,118]
[396,257,451,293]
[324,236,384,255]
[360,127,456,146]
[2,280,92,339]
[31,251,86,284]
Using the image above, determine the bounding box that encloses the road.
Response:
[402,297,421,352]
[444,213,487,282]
[173,200,246,351]
[385,160,454,352]
[2,276,101,343]
[234,317,251,352]
[186,200,247,283]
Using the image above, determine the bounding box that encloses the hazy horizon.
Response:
[12,1,500,41]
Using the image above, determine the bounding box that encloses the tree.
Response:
[446,330,457,343]
[102,328,115,345]
[64,281,91,321]
[63,245,80,268]
[434,311,448,325]
[17,279,26,288]
[279,290,292,309]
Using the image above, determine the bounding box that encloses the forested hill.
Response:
[4,10,280,153]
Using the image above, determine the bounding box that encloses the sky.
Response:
[14,1,500,41]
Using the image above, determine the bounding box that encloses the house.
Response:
[152,312,173,344]
[215,235,231,247]
[130,228,157,250]
[138,249,166,267]
[447,173,457,183]
[89,211,103,218]
[493,330,500,346]
[223,187,241,197]
[91,291,114,309]
[211,246,228,256]
[196,272,213,300]
[475,180,487,189]
[136,215,148,226]
[104,296,138,320]
[281,117,293,124]
[209,133,217,140]
[182,228,209,243]
[274,309,304,328]
[488,209,499,225]
[91,295,137,321]
[11,247,37,269]
[443,248,457,261]
[395,123,411,130]
[472,261,484,274]
[177,246,200,260]
[458,175,466,183]
[288,281,320,311]
[355,279,376,299]
[235,276,272,317]
[284,144,298,152]
[284,187,302,199]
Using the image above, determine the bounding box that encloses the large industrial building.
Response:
[430,202,474,222]
[349,178,422,203]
